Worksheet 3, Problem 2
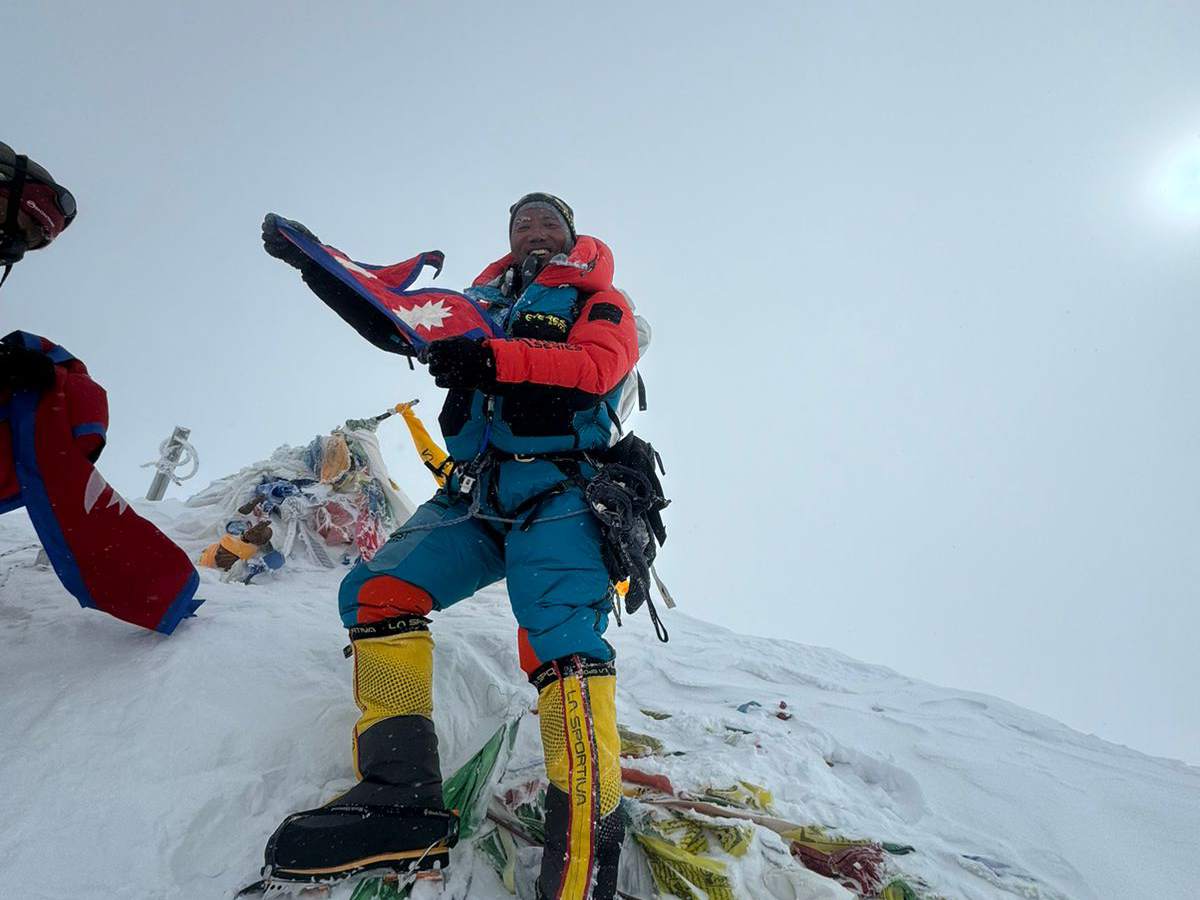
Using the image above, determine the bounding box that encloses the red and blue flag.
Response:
[273,217,500,352]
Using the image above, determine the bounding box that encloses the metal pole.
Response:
[146,425,191,501]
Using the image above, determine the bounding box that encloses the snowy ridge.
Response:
[0,504,1196,900]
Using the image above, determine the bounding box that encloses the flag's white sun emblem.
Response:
[83,470,129,516]
[395,300,453,331]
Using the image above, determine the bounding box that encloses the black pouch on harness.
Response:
[585,433,671,636]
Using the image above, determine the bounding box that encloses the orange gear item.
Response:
[199,533,260,569]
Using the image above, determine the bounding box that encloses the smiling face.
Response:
[510,205,572,263]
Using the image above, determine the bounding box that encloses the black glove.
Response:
[0,341,57,392]
[261,213,316,270]
[0,235,28,267]
[422,337,495,390]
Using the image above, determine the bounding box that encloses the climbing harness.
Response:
[388,433,673,642]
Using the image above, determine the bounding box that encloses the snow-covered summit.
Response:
[0,496,1195,900]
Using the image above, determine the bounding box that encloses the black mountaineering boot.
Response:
[261,617,456,884]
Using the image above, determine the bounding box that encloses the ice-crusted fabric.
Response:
[475,236,636,395]
[440,235,639,459]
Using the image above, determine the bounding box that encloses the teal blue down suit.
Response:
[338,234,639,677]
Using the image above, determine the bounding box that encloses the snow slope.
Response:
[0,501,1197,900]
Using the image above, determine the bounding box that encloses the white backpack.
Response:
[612,288,651,429]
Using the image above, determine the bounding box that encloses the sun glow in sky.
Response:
[1155,137,1200,216]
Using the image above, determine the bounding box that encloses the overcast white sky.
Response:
[7,1,1199,763]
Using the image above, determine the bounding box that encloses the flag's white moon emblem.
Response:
[336,256,378,279]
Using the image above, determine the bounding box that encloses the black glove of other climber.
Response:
[261,213,317,270]
[0,341,56,393]
[422,336,495,390]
